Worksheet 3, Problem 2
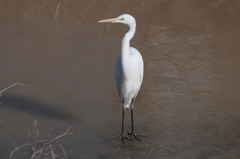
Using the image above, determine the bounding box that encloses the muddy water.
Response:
[1,0,240,158]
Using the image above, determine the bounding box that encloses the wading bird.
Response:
[99,14,144,144]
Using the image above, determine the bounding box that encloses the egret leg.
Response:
[127,99,146,141]
[112,107,129,144]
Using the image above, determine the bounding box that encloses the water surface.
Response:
[1,0,240,158]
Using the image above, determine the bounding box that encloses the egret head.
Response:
[98,14,136,26]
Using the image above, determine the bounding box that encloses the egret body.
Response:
[99,14,144,144]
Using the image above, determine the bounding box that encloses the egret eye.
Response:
[119,18,124,21]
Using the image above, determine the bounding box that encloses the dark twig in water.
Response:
[48,127,53,139]
[60,144,68,159]
[10,119,73,159]
[33,118,40,137]
[0,83,31,97]
[46,126,73,145]
[9,143,31,158]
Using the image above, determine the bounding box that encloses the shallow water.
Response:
[1,0,240,158]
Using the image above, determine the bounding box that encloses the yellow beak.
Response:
[98,18,120,23]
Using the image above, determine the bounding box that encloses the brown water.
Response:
[1,0,240,158]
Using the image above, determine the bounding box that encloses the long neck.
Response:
[121,24,136,53]
[121,23,136,78]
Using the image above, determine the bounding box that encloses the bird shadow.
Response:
[0,94,77,121]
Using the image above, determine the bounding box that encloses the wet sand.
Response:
[1,0,240,158]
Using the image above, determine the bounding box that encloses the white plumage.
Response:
[115,47,143,108]
[99,14,144,144]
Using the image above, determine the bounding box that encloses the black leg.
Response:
[127,109,141,141]
[127,98,146,141]
[112,107,128,144]
[120,108,125,143]
[131,109,134,134]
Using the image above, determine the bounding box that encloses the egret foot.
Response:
[112,134,131,144]
[127,132,146,141]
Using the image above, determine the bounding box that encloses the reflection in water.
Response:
[1,0,240,158]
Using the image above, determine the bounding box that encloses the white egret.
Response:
[99,14,144,144]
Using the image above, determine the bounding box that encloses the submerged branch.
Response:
[0,83,32,96]
[10,119,72,159]
[10,143,31,158]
